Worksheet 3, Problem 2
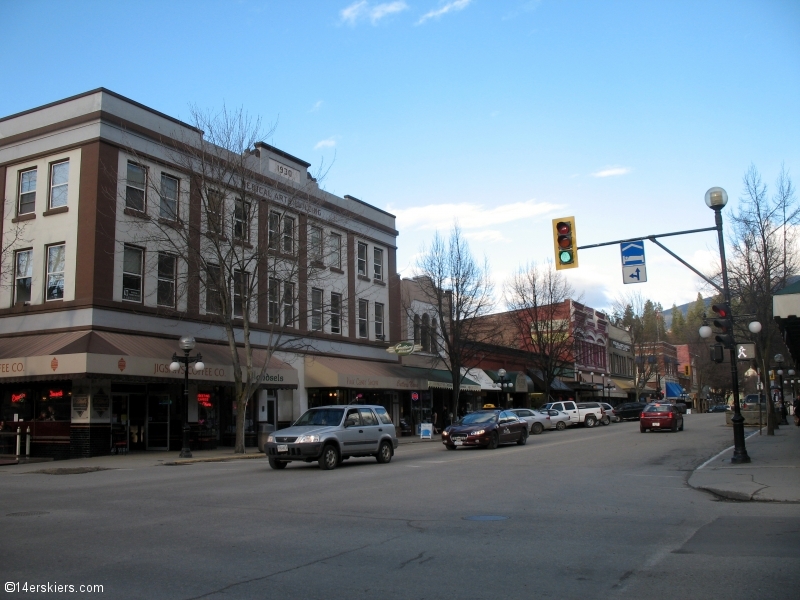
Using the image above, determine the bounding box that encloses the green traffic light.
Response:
[559,250,573,264]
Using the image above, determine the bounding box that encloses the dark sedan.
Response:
[640,403,684,433]
[442,410,527,450]
[613,402,646,421]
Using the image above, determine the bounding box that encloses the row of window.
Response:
[13,246,65,304]
[16,161,69,216]
[413,313,439,353]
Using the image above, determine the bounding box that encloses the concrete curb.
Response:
[162,453,265,466]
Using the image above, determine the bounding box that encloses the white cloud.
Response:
[591,166,632,178]
[417,0,472,25]
[340,1,408,25]
[463,230,509,243]
[389,199,563,231]
[309,100,324,112]
[314,138,337,150]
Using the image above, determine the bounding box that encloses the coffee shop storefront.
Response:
[0,331,298,460]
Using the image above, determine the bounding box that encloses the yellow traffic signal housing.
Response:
[552,217,579,270]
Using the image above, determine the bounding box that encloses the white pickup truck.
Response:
[542,400,604,427]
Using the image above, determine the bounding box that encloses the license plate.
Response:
[651,422,660,427]
[277,444,288,452]
[454,441,463,446]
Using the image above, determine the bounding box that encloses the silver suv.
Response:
[264,405,399,470]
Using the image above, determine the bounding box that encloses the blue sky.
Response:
[2,0,798,312]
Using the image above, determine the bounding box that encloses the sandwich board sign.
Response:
[621,241,648,284]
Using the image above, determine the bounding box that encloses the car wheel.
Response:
[679,420,684,431]
[601,416,610,426]
[532,422,544,435]
[640,427,647,433]
[268,457,287,470]
[487,431,499,449]
[376,440,393,463]
[445,444,457,450]
[584,415,597,428]
[318,444,339,470]
[555,421,567,431]
[517,429,528,445]
[671,421,678,433]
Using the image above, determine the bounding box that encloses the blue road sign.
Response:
[620,241,646,266]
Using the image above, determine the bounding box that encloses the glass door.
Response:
[111,394,129,454]
[147,394,170,450]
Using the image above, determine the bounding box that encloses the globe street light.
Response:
[170,336,204,458]
[704,186,749,463]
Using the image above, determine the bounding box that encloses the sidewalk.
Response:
[688,422,800,502]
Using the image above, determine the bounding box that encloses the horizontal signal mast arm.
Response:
[575,226,717,250]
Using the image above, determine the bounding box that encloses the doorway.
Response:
[147,394,171,450]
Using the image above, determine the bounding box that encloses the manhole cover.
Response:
[6,511,49,517]
[463,515,509,521]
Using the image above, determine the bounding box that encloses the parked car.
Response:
[599,402,618,424]
[442,409,527,449]
[708,404,729,413]
[741,394,766,410]
[613,402,646,421]
[543,400,604,427]
[640,403,684,433]
[510,408,550,434]
[264,405,398,470]
[538,408,571,430]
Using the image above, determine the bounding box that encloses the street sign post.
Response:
[620,241,647,284]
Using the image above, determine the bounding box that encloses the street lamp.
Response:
[497,368,508,408]
[169,336,204,458]
[701,186,749,462]
[774,354,786,425]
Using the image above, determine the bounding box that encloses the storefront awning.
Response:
[528,370,573,392]
[482,370,530,393]
[665,382,686,398]
[610,378,636,391]
[305,356,428,391]
[0,331,298,387]
[403,367,482,392]
[460,368,500,391]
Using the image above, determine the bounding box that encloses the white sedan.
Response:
[537,409,571,430]
[510,409,551,435]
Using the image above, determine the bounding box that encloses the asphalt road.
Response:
[3,414,799,600]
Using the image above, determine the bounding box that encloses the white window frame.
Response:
[159,173,179,221]
[206,264,221,314]
[311,288,323,331]
[357,242,368,276]
[49,161,69,209]
[234,270,249,317]
[18,168,37,215]
[14,249,33,304]
[157,252,176,307]
[330,292,342,334]
[373,247,383,281]
[330,232,342,269]
[283,281,295,327]
[125,162,146,212]
[206,189,224,235]
[234,198,250,241]
[283,216,295,254]
[268,211,280,250]
[46,244,66,302]
[375,302,384,339]
[268,278,280,324]
[358,299,369,338]
[310,225,323,262]
[122,245,143,303]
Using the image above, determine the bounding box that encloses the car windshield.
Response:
[293,408,345,426]
[459,412,498,424]
[644,405,671,413]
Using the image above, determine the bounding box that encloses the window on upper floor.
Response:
[358,299,369,338]
[49,161,69,209]
[157,253,176,307]
[310,225,323,262]
[373,247,383,281]
[234,270,249,317]
[125,163,146,212]
[14,249,33,304]
[206,264,222,314]
[160,174,179,221]
[421,313,430,352]
[330,292,342,334]
[375,302,384,339]
[357,242,368,276]
[283,281,295,327]
[206,189,224,235]
[330,232,342,269]
[311,288,323,331]
[46,244,65,301]
[283,217,295,254]
[122,245,143,303]
[234,199,250,241]
[268,212,280,250]
[18,169,37,215]
[268,278,280,324]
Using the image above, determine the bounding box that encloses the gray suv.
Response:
[264,405,399,470]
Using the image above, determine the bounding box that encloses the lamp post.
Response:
[169,336,205,459]
[702,187,749,462]
[498,368,508,408]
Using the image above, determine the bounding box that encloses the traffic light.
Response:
[711,303,734,348]
[552,217,579,270]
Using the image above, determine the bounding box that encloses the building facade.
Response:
[0,89,409,459]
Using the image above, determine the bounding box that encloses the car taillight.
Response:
[667,412,674,418]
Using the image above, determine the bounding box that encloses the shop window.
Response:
[125,162,146,212]
[49,161,69,209]
[122,245,143,303]
[14,249,33,304]
[46,244,65,301]
[160,173,179,220]
[18,168,37,215]
[330,292,342,334]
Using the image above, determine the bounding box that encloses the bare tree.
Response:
[503,261,578,402]
[413,225,496,418]
[0,198,33,298]
[611,292,665,401]
[116,105,345,453]
[726,163,799,433]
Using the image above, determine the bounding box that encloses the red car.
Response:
[442,409,528,449]
[640,403,684,433]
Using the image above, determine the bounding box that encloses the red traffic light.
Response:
[711,304,729,318]
[556,221,571,235]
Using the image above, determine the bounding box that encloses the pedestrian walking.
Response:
[781,400,789,425]
[793,398,800,427]
[432,410,438,434]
